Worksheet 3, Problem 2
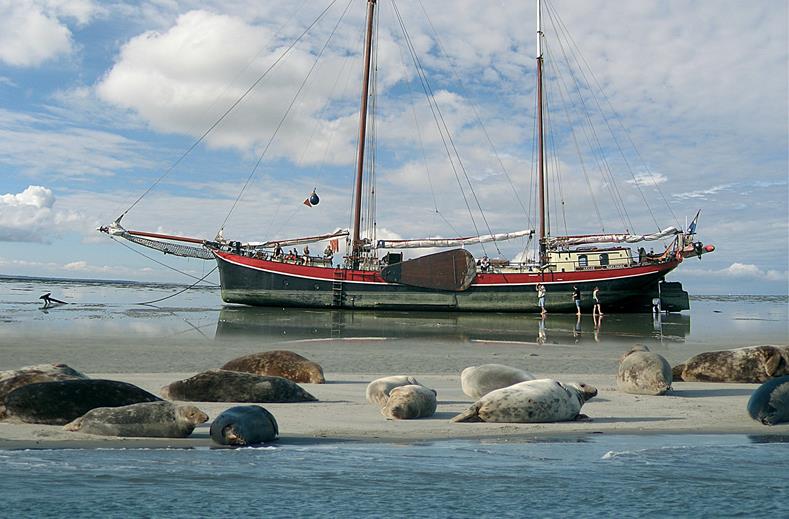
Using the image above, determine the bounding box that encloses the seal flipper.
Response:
[671,364,685,382]
[450,403,483,423]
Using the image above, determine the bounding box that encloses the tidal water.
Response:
[1,436,788,518]
[0,277,787,517]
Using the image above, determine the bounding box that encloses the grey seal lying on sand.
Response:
[381,385,437,420]
[210,405,279,446]
[747,375,789,425]
[161,370,317,403]
[617,345,672,395]
[222,350,325,384]
[0,363,88,418]
[4,379,162,425]
[460,364,535,399]
[64,401,208,438]
[672,345,789,383]
[365,375,422,407]
[451,379,597,423]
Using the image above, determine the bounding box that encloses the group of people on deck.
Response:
[537,283,602,317]
[271,242,334,265]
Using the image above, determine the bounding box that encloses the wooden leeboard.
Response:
[380,249,477,291]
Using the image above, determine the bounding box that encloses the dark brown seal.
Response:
[0,363,88,418]
[672,345,789,383]
[160,370,317,403]
[4,379,162,425]
[222,350,325,384]
[64,401,208,438]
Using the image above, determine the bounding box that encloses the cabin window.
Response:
[578,254,588,267]
[599,253,609,266]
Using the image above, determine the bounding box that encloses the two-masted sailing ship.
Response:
[101,0,714,313]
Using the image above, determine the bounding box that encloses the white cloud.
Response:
[684,262,788,283]
[720,262,787,282]
[627,173,667,187]
[0,0,101,67]
[673,184,733,201]
[0,186,82,243]
[0,108,154,180]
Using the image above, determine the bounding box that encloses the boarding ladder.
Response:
[332,269,345,307]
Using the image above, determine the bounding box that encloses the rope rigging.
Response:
[391,0,501,257]
[219,0,356,235]
[116,0,341,223]
[544,0,679,232]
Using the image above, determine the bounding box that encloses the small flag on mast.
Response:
[687,210,701,234]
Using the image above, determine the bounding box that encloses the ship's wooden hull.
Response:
[214,252,688,312]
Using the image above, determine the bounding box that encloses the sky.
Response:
[0,0,787,295]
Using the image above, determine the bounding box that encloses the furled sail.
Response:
[250,229,349,248]
[545,227,682,248]
[376,229,534,249]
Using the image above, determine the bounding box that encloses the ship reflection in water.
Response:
[215,307,690,346]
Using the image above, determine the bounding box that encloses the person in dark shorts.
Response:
[572,285,581,316]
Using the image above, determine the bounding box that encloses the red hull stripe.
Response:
[215,252,678,287]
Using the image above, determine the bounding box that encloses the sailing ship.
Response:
[101,0,714,313]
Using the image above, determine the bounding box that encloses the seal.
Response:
[209,405,279,446]
[672,345,789,383]
[747,375,789,426]
[617,345,672,395]
[365,375,422,407]
[451,378,597,423]
[460,364,535,399]
[381,385,437,420]
[160,370,317,403]
[0,363,88,418]
[64,401,208,438]
[3,379,162,425]
[222,350,325,384]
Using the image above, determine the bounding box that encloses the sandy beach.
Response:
[1,335,786,449]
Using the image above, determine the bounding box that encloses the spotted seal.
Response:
[365,376,422,407]
[4,379,162,425]
[460,364,535,399]
[222,350,325,384]
[209,405,279,446]
[617,345,672,395]
[0,363,89,419]
[381,385,437,420]
[747,375,789,425]
[672,345,789,383]
[451,378,597,423]
[64,401,208,437]
[160,370,317,403]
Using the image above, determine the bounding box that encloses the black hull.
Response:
[215,254,688,313]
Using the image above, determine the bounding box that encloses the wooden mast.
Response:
[351,0,377,264]
[536,0,547,264]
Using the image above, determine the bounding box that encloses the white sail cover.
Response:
[250,229,349,248]
[545,227,682,247]
[376,229,534,249]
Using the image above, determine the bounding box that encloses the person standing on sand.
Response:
[593,286,603,316]
[572,285,581,316]
[537,283,547,316]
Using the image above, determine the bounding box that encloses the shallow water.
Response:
[1,435,787,518]
[0,276,786,374]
